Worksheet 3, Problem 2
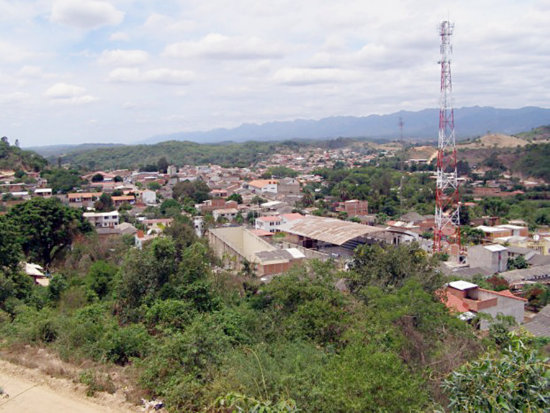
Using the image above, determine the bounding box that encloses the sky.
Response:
[1,0,549,146]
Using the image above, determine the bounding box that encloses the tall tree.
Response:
[8,198,92,265]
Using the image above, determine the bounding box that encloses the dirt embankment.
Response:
[0,347,142,413]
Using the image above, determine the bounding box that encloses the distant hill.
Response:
[59,140,313,170]
[145,106,550,144]
[26,143,125,160]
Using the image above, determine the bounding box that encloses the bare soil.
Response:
[0,347,142,413]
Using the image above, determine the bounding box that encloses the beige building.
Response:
[208,226,304,277]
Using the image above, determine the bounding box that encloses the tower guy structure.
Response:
[434,20,461,256]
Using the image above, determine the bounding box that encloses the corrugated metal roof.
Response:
[281,216,382,246]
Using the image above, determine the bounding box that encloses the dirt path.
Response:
[0,360,138,413]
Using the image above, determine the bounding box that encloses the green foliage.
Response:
[173,179,210,204]
[227,193,243,204]
[320,343,427,411]
[261,166,298,178]
[86,261,117,299]
[157,156,169,173]
[508,255,529,270]
[0,215,22,271]
[91,173,104,182]
[159,198,181,216]
[0,140,47,171]
[349,242,442,293]
[7,197,92,265]
[513,143,550,181]
[94,193,113,212]
[523,283,550,311]
[443,334,549,412]
[213,392,298,413]
[40,168,85,193]
[147,181,161,190]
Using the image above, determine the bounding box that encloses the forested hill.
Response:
[0,139,47,172]
[59,140,314,170]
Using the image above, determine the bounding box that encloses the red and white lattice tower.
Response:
[434,20,461,256]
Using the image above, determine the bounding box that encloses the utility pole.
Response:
[433,20,461,259]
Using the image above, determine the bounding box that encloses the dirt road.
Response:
[0,360,137,413]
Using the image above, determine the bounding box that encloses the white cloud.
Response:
[273,67,359,86]
[98,49,149,66]
[143,13,196,34]
[108,68,195,84]
[109,31,130,41]
[45,82,97,104]
[0,40,33,62]
[51,0,124,30]
[163,33,284,60]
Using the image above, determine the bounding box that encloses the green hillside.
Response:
[60,140,310,170]
[0,139,48,172]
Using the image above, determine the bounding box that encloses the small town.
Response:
[1,2,549,413]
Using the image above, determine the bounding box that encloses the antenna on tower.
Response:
[433,20,461,260]
[398,116,404,140]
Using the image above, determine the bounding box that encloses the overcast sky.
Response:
[1,0,549,146]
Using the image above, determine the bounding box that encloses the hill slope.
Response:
[0,140,47,172]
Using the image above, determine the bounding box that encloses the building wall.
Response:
[477,290,525,330]
[468,245,509,273]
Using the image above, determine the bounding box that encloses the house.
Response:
[335,200,368,216]
[68,192,101,208]
[83,211,119,228]
[441,280,526,330]
[475,225,512,241]
[24,262,49,286]
[112,195,135,207]
[255,213,304,233]
[496,224,529,237]
[246,179,278,194]
[197,198,238,214]
[210,189,228,198]
[212,208,239,221]
[34,188,52,198]
[468,244,508,273]
[277,177,301,195]
[141,189,157,205]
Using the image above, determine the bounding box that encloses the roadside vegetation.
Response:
[1,199,548,412]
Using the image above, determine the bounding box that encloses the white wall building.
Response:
[83,211,119,228]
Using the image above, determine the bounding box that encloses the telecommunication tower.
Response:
[433,20,461,256]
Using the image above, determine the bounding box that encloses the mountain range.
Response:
[145,106,550,144]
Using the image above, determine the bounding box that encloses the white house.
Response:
[83,211,120,228]
[141,190,157,205]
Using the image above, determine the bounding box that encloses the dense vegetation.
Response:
[1,202,548,412]
[0,139,47,172]
[512,143,550,181]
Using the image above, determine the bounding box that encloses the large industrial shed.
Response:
[208,226,305,277]
[279,216,385,257]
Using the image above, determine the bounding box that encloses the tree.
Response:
[7,198,92,265]
[148,182,161,191]
[0,215,22,271]
[443,334,549,412]
[173,180,210,204]
[114,175,123,182]
[94,193,113,212]
[91,173,104,182]
[160,199,181,216]
[227,193,243,204]
[508,255,529,270]
[349,242,442,293]
[157,157,169,173]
